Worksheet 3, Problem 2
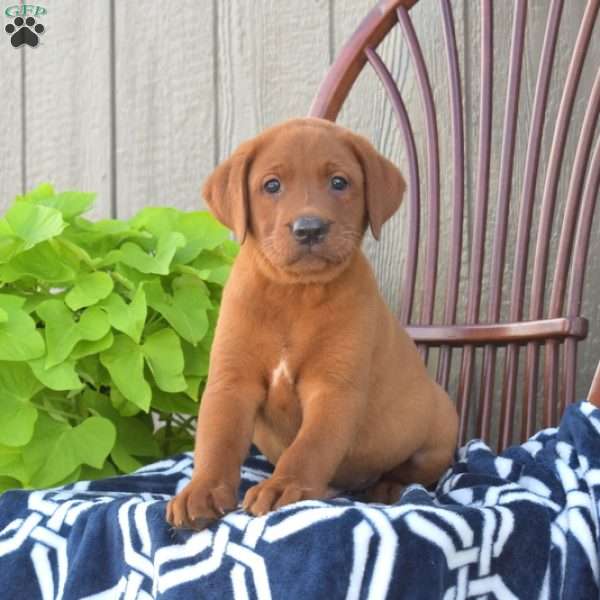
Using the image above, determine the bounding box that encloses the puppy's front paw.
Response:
[242,476,326,516]
[166,478,238,530]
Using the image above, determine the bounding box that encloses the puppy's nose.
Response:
[292,216,330,245]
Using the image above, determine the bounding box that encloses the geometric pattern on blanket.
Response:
[1,401,600,599]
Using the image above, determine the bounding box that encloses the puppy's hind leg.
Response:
[362,446,454,505]
[361,478,407,505]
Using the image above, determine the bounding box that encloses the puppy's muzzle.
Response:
[292,216,330,246]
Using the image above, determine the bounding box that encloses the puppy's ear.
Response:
[350,135,406,241]
[202,143,253,243]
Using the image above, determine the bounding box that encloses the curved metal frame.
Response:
[308,0,600,447]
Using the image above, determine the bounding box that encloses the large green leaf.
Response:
[0,444,27,486]
[79,461,117,481]
[151,390,199,415]
[116,417,159,457]
[100,334,152,411]
[36,300,79,365]
[0,241,77,283]
[15,183,55,203]
[64,218,149,259]
[37,300,110,367]
[129,207,180,237]
[5,202,65,249]
[76,306,110,340]
[144,277,211,344]
[181,339,209,400]
[78,355,109,389]
[71,331,114,359]
[110,444,144,473]
[176,212,231,248]
[100,287,146,343]
[0,235,25,263]
[182,339,210,378]
[172,214,232,265]
[0,363,41,446]
[220,239,240,258]
[33,191,96,220]
[65,271,114,310]
[118,232,186,275]
[0,312,45,361]
[29,357,82,391]
[142,329,186,392]
[23,413,116,488]
[22,293,52,315]
[54,237,95,269]
[179,250,233,285]
[49,467,83,488]
[110,387,141,417]
[185,377,203,401]
[0,297,44,361]
[0,476,21,492]
[110,417,160,474]
[0,294,26,311]
[80,389,158,473]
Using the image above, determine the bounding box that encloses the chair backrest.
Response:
[309,0,600,450]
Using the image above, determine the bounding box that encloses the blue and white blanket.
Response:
[1,400,600,599]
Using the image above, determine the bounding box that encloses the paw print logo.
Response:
[5,16,45,48]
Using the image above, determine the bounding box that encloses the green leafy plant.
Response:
[0,184,237,491]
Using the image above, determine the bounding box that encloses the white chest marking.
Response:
[271,357,292,386]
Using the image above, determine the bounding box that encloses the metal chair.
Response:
[309,0,600,450]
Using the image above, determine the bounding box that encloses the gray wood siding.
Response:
[0,0,598,407]
[22,0,112,219]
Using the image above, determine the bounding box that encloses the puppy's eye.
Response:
[263,178,281,194]
[330,176,349,191]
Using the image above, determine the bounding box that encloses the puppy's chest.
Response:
[265,340,300,396]
[255,289,338,408]
[270,352,295,389]
[261,347,302,433]
[260,309,325,392]
[260,308,320,406]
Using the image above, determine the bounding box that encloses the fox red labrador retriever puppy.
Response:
[167,117,458,528]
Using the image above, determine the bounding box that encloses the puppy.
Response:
[166,117,458,528]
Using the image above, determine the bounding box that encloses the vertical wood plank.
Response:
[23,0,112,219]
[217,0,331,159]
[0,13,23,209]
[114,0,216,217]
